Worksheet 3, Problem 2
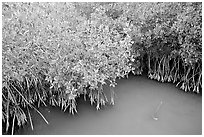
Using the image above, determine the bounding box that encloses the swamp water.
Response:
[16,74,202,135]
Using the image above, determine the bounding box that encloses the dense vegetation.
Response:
[2,2,202,134]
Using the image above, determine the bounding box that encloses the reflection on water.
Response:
[16,75,202,135]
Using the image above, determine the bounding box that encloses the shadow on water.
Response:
[16,74,202,135]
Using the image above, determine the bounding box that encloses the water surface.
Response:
[16,75,202,135]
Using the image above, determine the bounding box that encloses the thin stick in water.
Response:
[11,115,15,135]
[27,106,34,130]
[153,100,163,121]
